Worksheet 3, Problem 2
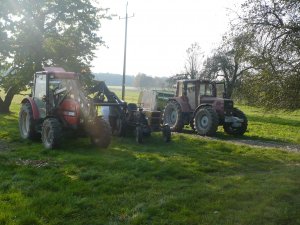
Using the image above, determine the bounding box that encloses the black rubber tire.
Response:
[194,107,219,136]
[162,125,171,142]
[90,117,112,148]
[19,103,39,140]
[162,101,184,132]
[136,126,143,144]
[41,118,62,149]
[109,115,126,137]
[223,108,248,136]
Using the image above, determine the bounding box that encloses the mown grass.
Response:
[0,98,300,224]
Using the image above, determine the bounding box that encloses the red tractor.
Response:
[163,79,248,136]
[19,67,111,149]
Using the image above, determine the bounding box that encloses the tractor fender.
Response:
[21,97,40,120]
[168,96,192,113]
[193,104,213,117]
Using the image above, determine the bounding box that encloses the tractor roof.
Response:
[178,79,213,83]
[36,67,77,79]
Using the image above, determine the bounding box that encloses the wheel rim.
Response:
[166,107,177,126]
[21,111,29,135]
[198,115,209,129]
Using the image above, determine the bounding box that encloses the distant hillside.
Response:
[93,73,134,86]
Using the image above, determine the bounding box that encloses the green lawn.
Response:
[0,93,300,224]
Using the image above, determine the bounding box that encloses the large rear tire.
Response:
[194,107,219,136]
[42,118,62,149]
[109,115,126,137]
[90,117,112,148]
[162,101,184,132]
[19,103,39,140]
[223,108,248,136]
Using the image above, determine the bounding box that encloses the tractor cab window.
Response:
[177,82,184,96]
[216,83,225,98]
[34,74,47,118]
[199,83,213,96]
[187,83,195,93]
[34,74,46,98]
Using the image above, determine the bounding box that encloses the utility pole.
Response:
[120,2,134,100]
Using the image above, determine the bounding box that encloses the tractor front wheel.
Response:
[90,117,112,148]
[223,108,248,135]
[19,103,39,140]
[162,101,184,132]
[42,118,62,149]
[194,107,219,136]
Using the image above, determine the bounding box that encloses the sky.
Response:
[92,0,241,77]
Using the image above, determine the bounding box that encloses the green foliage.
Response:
[0,102,300,224]
[0,0,110,112]
[202,32,254,98]
[235,0,300,110]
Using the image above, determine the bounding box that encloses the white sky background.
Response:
[92,0,242,77]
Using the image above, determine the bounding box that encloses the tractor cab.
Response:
[19,67,111,149]
[32,67,79,120]
[175,79,229,111]
[163,79,247,136]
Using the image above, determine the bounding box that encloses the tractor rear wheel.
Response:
[110,115,125,137]
[90,117,112,148]
[163,101,184,132]
[194,107,219,136]
[19,103,39,140]
[41,118,62,149]
[223,108,248,135]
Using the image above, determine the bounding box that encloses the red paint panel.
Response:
[59,99,80,125]
[21,97,40,120]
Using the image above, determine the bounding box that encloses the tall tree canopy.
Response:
[168,42,204,84]
[0,0,110,113]
[202,32,254,98]
[237,0,300,110]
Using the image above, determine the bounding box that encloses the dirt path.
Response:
[212,137,300,152]
[198,135,300,153]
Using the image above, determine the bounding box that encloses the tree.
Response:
[167,42,204,85]
[201,32,254,98]
[133,73,168,89]
[0,0,110,113]
[184,42,204,79]
[236,0,300,110]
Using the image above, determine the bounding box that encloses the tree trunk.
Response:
[0,87,16,114]
[226,83,234,99]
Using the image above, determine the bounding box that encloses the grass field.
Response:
[0,89,300,224]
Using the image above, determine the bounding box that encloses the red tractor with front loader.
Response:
[162,79,248,136]
[19,67,111,149]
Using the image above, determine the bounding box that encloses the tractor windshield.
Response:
[216,82,225,98]
[199,83,213,96]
